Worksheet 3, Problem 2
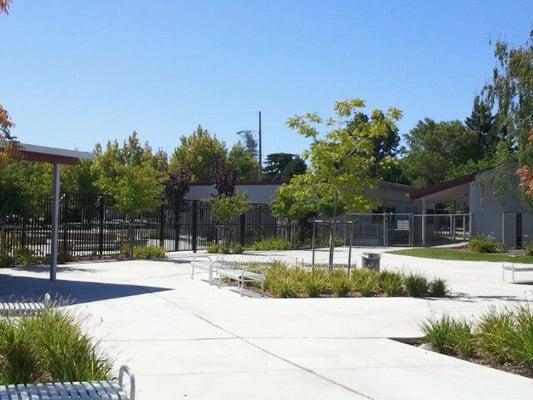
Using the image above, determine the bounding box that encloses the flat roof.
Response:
[18,143,94,165]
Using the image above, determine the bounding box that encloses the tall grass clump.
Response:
[429,278,448,297]
[352,269,380,297]
[379,271,405,296]
[250,239,291,251]
[330,270,352,297]
[404,273,430,297]
[303,269,329,297]
[422,317,473,357]
[0,307,112,384]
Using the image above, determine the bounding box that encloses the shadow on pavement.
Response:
[0,274,172,304]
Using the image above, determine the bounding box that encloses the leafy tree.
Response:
[164,168,191,208]
[209,192,250,251]
[402,119,481,186]
[517,130,533,198]
[213,163,237,197]
[170,125,227,182]
[273,98,402,267]
[227,143,260,180]
[263,153,307,181]
[236,130,258,158]
[0,105,19,167]
[479,32,532,203]
[465,96,498,158]
[61,159,98,193]
[0,0,11,14]
[92,133,165,255]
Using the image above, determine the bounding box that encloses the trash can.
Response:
[361,253,381,271]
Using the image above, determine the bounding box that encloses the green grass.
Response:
[389,248,533,264]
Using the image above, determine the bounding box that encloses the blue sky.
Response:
[1,1,532,160]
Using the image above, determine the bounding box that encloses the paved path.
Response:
[0,248,531,399]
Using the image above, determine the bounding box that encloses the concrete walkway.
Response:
[0,248,531,399]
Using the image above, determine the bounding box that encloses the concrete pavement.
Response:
[0,248,531,399]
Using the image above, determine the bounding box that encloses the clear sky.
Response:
[1,0,532,160]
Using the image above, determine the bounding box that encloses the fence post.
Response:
[462,214,466,240]
[98,196,104,257]
[348,221,353,275]
[422,199,427,247]
[174,201,180,251]
[192,200,198,253]
[311,220,316,270]
[240,213,246,246]
[469,212,473,239]
[61,193,68,256]
[409,212,414,247]
[382,212,387,247]
[159,203,165,248]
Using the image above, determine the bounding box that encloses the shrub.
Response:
[207,244,222,254]
[422,316,474,357]
[429,278,448,297]
[330,270,352,297]
[469,235,505,253]
[0,307,112,384]
[131,245,166,259]
[379,271,405,297]
[524,242,533,256]
[268,276,301,298]
[352,269,380,297]
[404,273,430,297]
[0,255,14,268]
[232,245,243,254]
[14,247,37,267]
[250,239,291,251]
[303,270,329,297]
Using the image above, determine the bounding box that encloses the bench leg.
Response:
[512,267,515,283]
[240,278,244,296]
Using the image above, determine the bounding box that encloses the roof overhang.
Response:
[411,173,476,203]
[15,143,93,165]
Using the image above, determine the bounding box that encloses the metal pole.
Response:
[191,200,198,253]
[311,220,316,270]
[348,221,353,275]
[258,111,262,180]
[50,163,60,281]
[382,211,387,247]
[462,215,466,240]
[422,198,427,247]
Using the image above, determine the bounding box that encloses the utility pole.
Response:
[258,111,262,180]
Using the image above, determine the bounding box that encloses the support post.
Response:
[382,212,387,247]
[98,196,104,257]
[239,213,246,246]
[50,163,60,281]
[348,221,353,275]
[409,212,414,247]
[311,220,316,270]
[462,215,466,240]
[469,212,473,239]
[191,200,198,253]
[159,203,165,248]
[422,198,427,247]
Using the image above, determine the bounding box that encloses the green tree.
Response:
[170,125,227,182]
[263,153,307,181]
[273,98,402,267]
[402,119,481,186]
[236,130,258,158]
[465,96,498,158]
[209,192,250,251]
[92,133,165,255]
[227,143,260,180]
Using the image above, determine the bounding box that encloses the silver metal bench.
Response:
[0,365,135,400]
[0,293,51,316]
[217,268,265,296]
[502,262,533,283]
[191,255,215,284]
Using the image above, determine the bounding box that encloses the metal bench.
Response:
[0,365,135,400]
[502,262,533,283]
[217,268,265,296]
[191,255,215,284]
[0,293,51,316]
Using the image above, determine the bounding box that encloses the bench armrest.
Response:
[119,365,136,400]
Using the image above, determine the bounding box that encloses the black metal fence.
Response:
[0,193,288,258]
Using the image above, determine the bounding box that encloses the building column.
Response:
[50,163,60,281]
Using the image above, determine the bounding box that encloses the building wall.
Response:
[469,170,532,247]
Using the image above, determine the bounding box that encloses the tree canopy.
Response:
[263,153,307,181]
